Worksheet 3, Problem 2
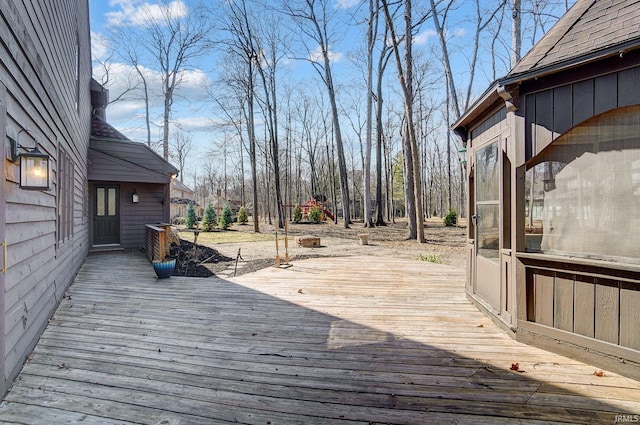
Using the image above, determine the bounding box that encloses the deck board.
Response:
[1,252,639,424]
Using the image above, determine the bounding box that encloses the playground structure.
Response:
[299,196,334,221]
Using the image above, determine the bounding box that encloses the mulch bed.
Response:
[170,240,233,277]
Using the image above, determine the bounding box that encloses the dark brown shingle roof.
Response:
[91,114,129,140]
[508,0,640,79]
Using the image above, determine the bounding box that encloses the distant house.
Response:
[170,179,198,220]
[203,191,247,219]
[453,0,640,380]
[0,1,178,397]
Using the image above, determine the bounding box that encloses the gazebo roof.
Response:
[504,0,640,83]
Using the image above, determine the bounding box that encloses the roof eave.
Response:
[500,37,640,86]
[451,81,501,136]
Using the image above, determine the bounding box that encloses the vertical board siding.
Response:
[571,79,594,125]
[552,84,572,134]
[534,270,554,327]
[526,67,640,160]
[529,269,640,351]
[573,276,595,338]
[553,273,574,332]
[620,282,640,350]
[594,73,618,114]
[534,90,554,154]
[618,67,640,107]
[595,279,620,345]
[1,0,90,396]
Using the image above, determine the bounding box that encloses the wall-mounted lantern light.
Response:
[132,189,140,203]
[8,130,51,191]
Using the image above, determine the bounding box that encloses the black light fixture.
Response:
[8,130,50,191]
[132,189,140,203]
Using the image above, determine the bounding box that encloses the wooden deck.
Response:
[1,252,639,424]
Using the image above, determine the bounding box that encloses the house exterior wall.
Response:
[89,182,170,251]
[120,183,169,250]
[0,1,91,396]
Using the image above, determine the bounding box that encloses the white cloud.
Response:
[309,45,343,63]
[175,69,211,99]
[335,0,360,9]
[174,116,214,132]
[414,29,437,46]
[91,31,110,61]
[106,0,188,27]
[452,28,466,38]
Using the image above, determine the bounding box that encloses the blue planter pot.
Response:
[152,259,176,279]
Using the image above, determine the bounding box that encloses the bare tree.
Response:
[97,32,155,145]
[92,48,140,107]
[111,1,214,159]
[282,0,351,228]
[170,130,193,181]
[362,0,378,227]
[374,22,393,226]
[219,0,262,232]
[381,0,425,242]
[253,10,289,229]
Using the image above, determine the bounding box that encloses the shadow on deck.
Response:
[0,252,639,424]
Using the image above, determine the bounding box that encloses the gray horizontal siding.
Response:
[1,0,91,396]
[88,148,170,184]
[120,183,168,250]
[91,138,177,178]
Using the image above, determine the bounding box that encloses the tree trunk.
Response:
[363,0,376,228]
[374,67,386,226]
[247,65,260,233]
[324,63,351,228]
[511,0,522,67]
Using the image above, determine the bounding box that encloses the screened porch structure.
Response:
[453,0,640,381]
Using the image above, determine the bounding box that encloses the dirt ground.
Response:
[196,217,467,277]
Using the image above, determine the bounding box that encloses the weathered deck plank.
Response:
[0,252,639,424]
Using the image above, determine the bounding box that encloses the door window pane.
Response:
[108,188,117,216]
[476,142,499,202]
[476,141,500,261]
[97,188,105,216]
[477,204,500,259]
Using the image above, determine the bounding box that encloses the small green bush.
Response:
[419,253,443,264]
[218,202,233,230]
[444,208,457,227]
[185,202,197,229]
[237,206,249,225]
[293,205,303,223]
[308,205,322,223]
[202,202,217,231]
